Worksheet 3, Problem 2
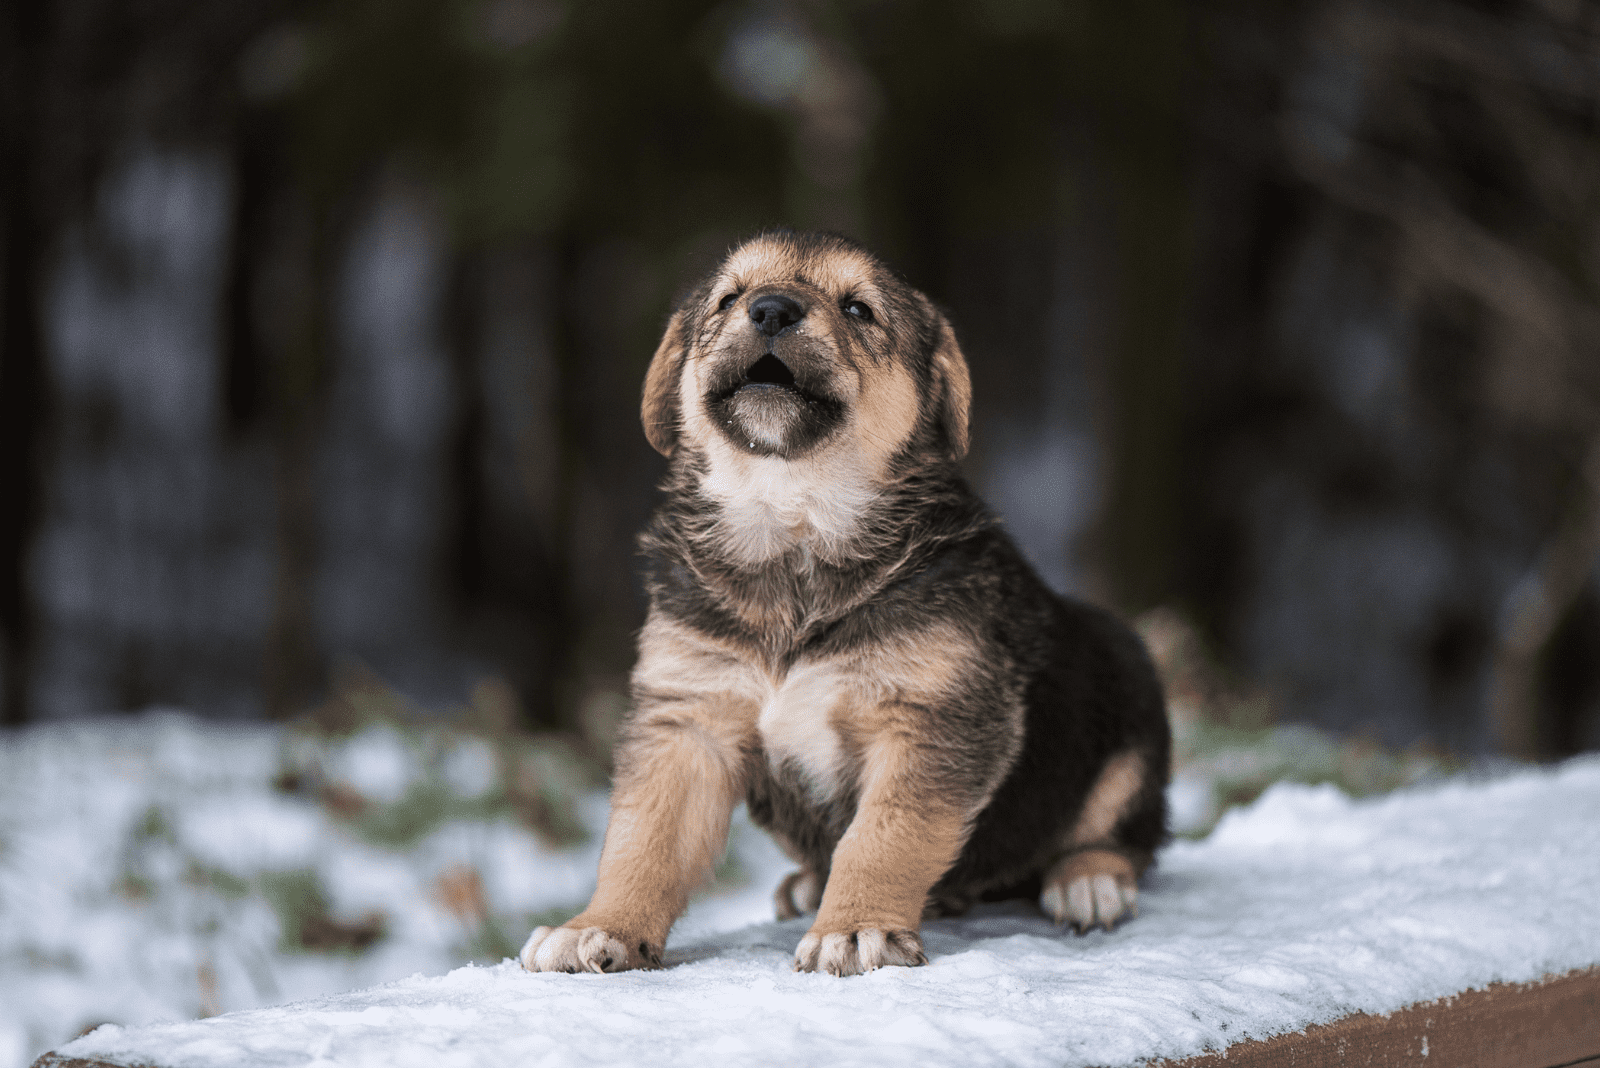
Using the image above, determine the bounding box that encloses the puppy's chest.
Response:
[756,659,860,803]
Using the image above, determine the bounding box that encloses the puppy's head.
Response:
[642,232,970,470]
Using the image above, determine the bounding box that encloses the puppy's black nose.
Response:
[749,293,805,337]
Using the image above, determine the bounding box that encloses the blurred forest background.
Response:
[2,0,1598,759]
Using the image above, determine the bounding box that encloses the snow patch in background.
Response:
[331,723,419,804]
[0,714,609,1067]
[15,715,1598,1068]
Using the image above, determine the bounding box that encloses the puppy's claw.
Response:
[793,926,925,975]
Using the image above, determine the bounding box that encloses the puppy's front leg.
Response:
[521,703,748,973]
[793,731,972,976]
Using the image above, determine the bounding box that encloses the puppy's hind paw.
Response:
[793,926,926,976]
[519,924,661,974]
[1041,849,1139,933]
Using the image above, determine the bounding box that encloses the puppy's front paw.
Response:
[519,923,661,974]
[793,925,926,976]
[1041,849,1138,933]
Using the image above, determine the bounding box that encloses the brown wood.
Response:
[1161,968,1600,1068]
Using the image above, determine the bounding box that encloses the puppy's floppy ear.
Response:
[930,311,972,460]
[641,309,687,457]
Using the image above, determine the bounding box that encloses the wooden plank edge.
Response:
[1155,967,1600,1068]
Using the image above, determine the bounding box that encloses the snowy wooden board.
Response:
[24,756,1600,1068]
[30,970,1600,1068]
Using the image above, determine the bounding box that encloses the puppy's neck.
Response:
[644,445,987,657]
[695,445,881,567]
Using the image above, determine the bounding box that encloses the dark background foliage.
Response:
[2,0,1596,757]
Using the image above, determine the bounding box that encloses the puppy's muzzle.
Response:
[703,341,844,459]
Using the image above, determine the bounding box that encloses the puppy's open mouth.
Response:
[742,353,796,388]
[715,353,811,400]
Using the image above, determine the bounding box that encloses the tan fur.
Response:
[626,609,997,947]
[521,692,753,973]
[1066,750,1147,849]
[851,359,922,471]
[802,248,886,298]
[835,622,990,717]
[638,613,987,807]
[641,311,687,457]
[929,311,972,459]
[718,236,882,296]
[808,802,967,930]
[836,624,1025,820]
[719,237,804,285]
[1040,849,1139,932]
[781,621,994,804]
[632,613,769,706]
[821,732,974,926]
[602,702,748,908]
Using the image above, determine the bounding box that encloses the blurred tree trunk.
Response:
[1085,0,1194,614]
[223,109,333,719]
[541,232,599,730]
[443,239,577,730]
[224,116,277,435]
[1489,436,1600,757]
[0,2,48,725]
[261,194,337,719]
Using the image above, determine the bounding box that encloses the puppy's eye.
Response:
[717,293,739,312]
[844,300,874,322]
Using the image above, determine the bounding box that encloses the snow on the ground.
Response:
[0,715,551,1067]
[27,724,1600,1068]
[0,712,807,1068]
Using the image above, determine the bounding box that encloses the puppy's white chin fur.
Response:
[729,390,800,450]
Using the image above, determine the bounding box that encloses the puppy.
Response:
[520,231,1169,977]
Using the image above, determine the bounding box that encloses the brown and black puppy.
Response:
[520,230,1169,977]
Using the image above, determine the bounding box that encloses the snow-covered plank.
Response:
[29,757,1600,1068]
[34,969,1600,1068]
